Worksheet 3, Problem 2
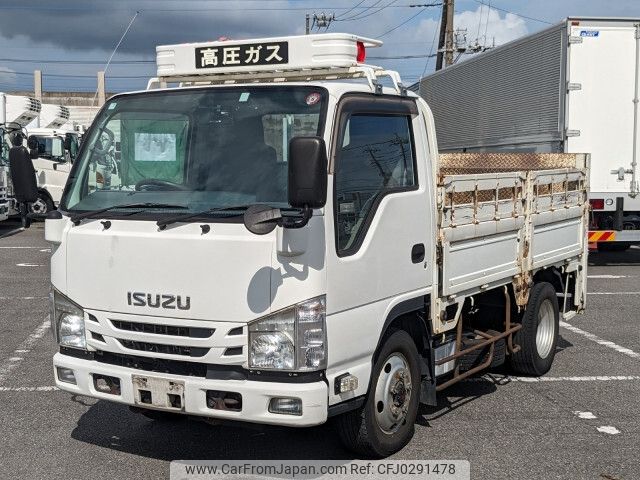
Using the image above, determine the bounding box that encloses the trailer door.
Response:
[566,20,640,206]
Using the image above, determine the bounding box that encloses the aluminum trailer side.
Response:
[416,17,640,246]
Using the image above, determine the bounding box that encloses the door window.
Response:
[334,114,416,254]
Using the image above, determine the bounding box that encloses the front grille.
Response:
[118,339,209,358]
[111,319,214,338]
[95,351,208,377]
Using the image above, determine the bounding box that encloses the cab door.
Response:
[324,94,434,401]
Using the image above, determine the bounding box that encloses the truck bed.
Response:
[436,153,589,303]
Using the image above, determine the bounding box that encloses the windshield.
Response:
[32,135,65,160]
[61,86,328,217]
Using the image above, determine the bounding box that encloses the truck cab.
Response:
[26,127,79,214]
[0,125,8,221]
[29,34,590,457]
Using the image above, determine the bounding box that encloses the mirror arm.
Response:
[281,206,312,229]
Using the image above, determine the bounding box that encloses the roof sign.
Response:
[195,41,289,70]
[156,33,382,79]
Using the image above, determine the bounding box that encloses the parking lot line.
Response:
[587,292,640,295]
[469,375,640,383]
[560,321,640,359]
[0,316,50,385]
[0,297,48,300]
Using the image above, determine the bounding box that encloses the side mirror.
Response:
[288,136,327,209]
[26,135,38,150]
[29,149,39,159]
[63,136,72,151]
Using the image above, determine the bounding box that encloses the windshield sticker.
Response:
[305,92,322,106]
[580,30,599,37]
[108,102,117,109]
[195,41,288,69]
[239,92,250,102]
[134,133,177,162]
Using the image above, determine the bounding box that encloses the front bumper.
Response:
[53,353,329,427]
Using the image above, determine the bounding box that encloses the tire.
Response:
[597,242,630,252]
[335,330,421,458]
[509,282,559,376]
[28,192,54,217]
[458,335,506,371]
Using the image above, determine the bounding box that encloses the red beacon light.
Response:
[356,41,366,63]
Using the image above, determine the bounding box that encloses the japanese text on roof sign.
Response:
[195,42,289,69]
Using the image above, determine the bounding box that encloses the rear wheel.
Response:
[335,330,421,457]
[509,282,559,376]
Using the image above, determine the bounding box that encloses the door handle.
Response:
[411,243,425,264]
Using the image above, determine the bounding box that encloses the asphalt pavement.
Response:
[0,219,639,480]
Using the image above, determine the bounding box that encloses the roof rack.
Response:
[148,33,407,95]
[147,65,407,95]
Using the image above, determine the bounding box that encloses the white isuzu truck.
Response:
[415,17,640,252]
[14,34,589,457]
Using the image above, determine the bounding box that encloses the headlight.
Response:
[50,288,86,350]
[249,296,326,371]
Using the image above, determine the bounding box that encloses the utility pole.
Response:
[435,0,454,70]
[97,71,106,107]
[33,70,42,127]
[306,12,334,34]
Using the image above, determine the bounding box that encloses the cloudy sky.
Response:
[0,0,639,93]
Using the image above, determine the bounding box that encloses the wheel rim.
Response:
[29,198,48,214]
[373,352,412,435]
[536,299,555,359]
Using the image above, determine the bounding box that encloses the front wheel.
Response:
[335,330,421,458]
[28,193,54,216]
[509,282,559,376]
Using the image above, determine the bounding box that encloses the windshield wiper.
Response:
[156,204,255,229]
[70,202,188,225]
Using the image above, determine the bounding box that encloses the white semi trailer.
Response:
[11,34,590,457]
[415,17,640,251]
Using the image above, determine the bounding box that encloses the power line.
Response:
[418,3,442,91]
[0,3,447,12]
[335,0,393,22]
[335,0,368,19]
[0,58,153,65]
[369,54,435,59]
[0,70,150,79]
[377,3,440,38]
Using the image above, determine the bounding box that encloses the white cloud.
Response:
[455,6,529,49]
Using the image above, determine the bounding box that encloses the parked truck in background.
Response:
[0,95,80,216]
[0,93,41,222]
[0,124,8,222]
[415,17,639,251]
[11,34,589,457]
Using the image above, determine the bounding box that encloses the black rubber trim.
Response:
[59,348,326,383]
[46,210,63,220]
[60,346,95,360]
[247,369,326,383]
[327,396,366,417]
[374,296,428,352]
